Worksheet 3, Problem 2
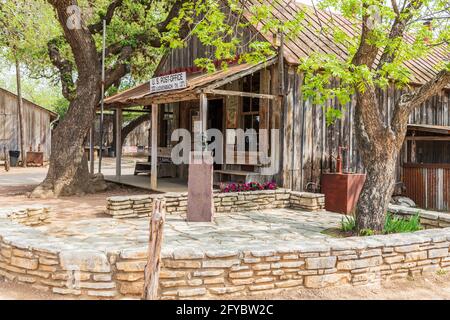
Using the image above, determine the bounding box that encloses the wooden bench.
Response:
[134,161,152,175]
[213,151,267,185]
[134,161,177,178]
[214,169,260,185]
[134,148,176,177]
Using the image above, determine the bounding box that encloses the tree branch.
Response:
[391,0,400,16]
[105,46,133,88]
[88,0,124,34]
[47,39,76,100]
[406,68,450,110]
[121,113,151,146]
[376,0,424,71]
[351,4,386,142]
[391,68,450,139]
[157,0,184,34]
[103,0,184,59]
[102,1,186,86]
[47,0,100,84]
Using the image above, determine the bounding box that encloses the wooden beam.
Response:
[134,93,200,106]
[121,109,151,113]
[115,108,122,178]
[142,198,165,300]
[89,123,95,174]
[406,136,450,141]
[151,104,158,190]
[200,93,208,134]
[204,89,279,100]
[15,59,26,168]
[408,124,450,135]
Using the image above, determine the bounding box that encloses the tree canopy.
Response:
[0,0,449,224]
[299,0,449,123]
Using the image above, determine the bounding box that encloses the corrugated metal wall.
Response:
[403,164,450,211]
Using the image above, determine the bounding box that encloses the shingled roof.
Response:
[243,0,449,86]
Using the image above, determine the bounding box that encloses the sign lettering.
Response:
[150,72,187,93]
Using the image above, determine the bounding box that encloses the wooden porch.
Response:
[104,175,188,193]
[101,58,282,192]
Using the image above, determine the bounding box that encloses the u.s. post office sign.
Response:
[150,72,187,93]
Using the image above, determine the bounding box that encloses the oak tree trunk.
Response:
[31,0,106,198]
[355,153,398,232]
[31,80,104,198]
[353,87,403,233]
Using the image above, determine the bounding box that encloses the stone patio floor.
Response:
[31,209,343,253]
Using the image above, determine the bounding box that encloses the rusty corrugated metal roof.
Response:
[243,0,449,87]
[105,58,277,107]
[105,0,448,107]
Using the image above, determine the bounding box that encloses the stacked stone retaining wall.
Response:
[0,206,50,226]
[389,204,450,229]
[1,213,450,299]
[106,189,325,218]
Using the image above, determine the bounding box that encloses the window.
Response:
[241,73,260,151]
[159,104,174,147]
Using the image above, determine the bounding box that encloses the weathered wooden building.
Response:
[91,113,151,151]
[0,87,57,162]
[104,0,449,209]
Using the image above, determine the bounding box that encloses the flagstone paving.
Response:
[31,209,343,252]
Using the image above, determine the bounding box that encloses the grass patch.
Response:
[325,212,423,238]
[383,212,422,234]
[437,269,447,276]
[341,215,356,232]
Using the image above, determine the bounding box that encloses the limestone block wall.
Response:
[0,240,119,298]
[290,191,326,211]
[105,189,325,218]
[106,195,153,218]
[389,204,450,229]
[0,215,450,299]
[114,228,450,299]
[0,206,50,226]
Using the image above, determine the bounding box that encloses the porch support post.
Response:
[200,93,208,148]
[151,104,158,190]
[187,92,214,223]
[89,122,95,174]
[115,108,122,179]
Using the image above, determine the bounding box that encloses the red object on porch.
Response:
[26,151,44,167]
[321,173,366,214]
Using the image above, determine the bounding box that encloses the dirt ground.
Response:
[1,273,450,300]
[0,182,152,222]
[1,170,450,300]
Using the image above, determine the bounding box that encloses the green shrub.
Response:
[383,212,422,234]
[359,228,375,236]
[337,212,422,237]
[340,215,356,232]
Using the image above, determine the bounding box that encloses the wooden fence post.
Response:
[142,198,166,300]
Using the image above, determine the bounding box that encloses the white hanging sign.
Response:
[149,72,187,93]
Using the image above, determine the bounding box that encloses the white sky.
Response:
[296,0,316,5]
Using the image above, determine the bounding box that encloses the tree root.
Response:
[30,173,108,199]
